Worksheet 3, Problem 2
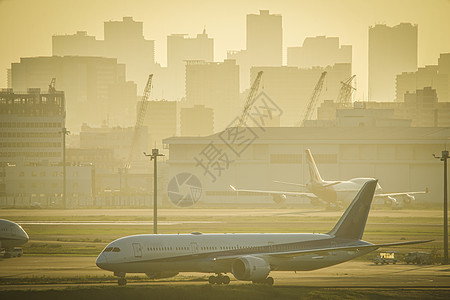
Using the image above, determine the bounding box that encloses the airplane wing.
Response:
[273,180,307,188]
[229,185,317,199]
[213,240,432,262]
[375,190,428,197]
[267,239,432,258]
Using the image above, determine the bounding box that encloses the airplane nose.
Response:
[96,254,109,270]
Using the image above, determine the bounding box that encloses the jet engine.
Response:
[145,271,179,279]
[232,256,270,281]
[401,194,414,205]
[384,196,398,207]
[272,194,287,204]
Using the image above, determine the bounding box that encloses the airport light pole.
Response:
[434,150,449,264]
[145,149,164,234]
[61,127,70,209]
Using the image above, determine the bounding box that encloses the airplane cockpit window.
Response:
[112,247,121,252]
[103,247,113,252]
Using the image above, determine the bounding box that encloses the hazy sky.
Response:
[1,0,449,99]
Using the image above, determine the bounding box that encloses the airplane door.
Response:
[190,242,199,255]
[132,243,142,258]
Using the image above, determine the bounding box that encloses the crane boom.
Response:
[48,78,56,93]
[300,71,327,126]
[336,74,356,105]
[126,74,153,169]
[238,71,263,127]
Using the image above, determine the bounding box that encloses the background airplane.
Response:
[0,219,29,258]
[230,149,428,208]
[96,180,430,286]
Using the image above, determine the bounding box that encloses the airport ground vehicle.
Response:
[373,251,399,264]
[404,252,439,264]
[3,247,23,258]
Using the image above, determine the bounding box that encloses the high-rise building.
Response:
[165,30,214,100]
[228,10,282,90]
[79,123,148,166]
[53,17,155,91]
[180,105,214,136]
[140,100,177,149]
[250,63,351,126]
[369,23,418,101]
[315,87,450,128]
[396,53,450,102]
[247,10,282,66]
[0,88,65,165]
[11,56,137,130]
[287,36,352,69]
[185,59,240,131]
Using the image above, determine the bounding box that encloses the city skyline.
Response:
[1,0,450,100]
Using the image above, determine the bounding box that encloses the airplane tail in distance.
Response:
[327,179,378,240]
[305,149,323,183]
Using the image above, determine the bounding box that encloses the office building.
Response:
[288,36,352,68]
[369,23,418,101]
[228,10,282,90]
[250,63,351,126]
[140,100,177,149]
[185,59,240,131]
[0,88,65,165]
[11,56,137,130]
[396,53,450,102]
[53,17,155,91]
[180,105,214,136]
[164,29,214,100]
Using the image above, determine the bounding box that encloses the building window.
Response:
[270,154,302,164]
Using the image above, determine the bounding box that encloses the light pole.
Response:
[434,150,449,265]
[61,127,70,209]
[145,149,164,234]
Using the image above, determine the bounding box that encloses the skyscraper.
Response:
[288,36,352,69]
[185,59,239,132]
[165,30,214,100]
[369,23,418,101]
[247,10,282,67]
[228,10,282,91]
[53,17,155,91]
[11,56,137,130]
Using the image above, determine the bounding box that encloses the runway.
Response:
[1,256,449,290]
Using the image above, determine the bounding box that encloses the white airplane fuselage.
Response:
[96,233,373,274]
[310,178,382,204]
[0,219,29,250]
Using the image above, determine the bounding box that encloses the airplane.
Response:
[230,149,428,208]
[0,219,29,258]
[96,180,430,286]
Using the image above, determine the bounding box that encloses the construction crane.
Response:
[48,78,56,93]
[336,75,356,106]
[125,74,153,169]
[300,71,327,126]
[238,71,263,127]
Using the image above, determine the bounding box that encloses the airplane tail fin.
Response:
[327,179,378,240]
[305,149,323,183]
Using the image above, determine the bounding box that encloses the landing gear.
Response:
[208,274,230,285]
[118,277,127,286]
[252,277,274,286]
[115,272,127,286]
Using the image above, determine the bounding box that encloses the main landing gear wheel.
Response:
[118,277,127,286]
[208,274,230,285]
[252,277,274,286]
